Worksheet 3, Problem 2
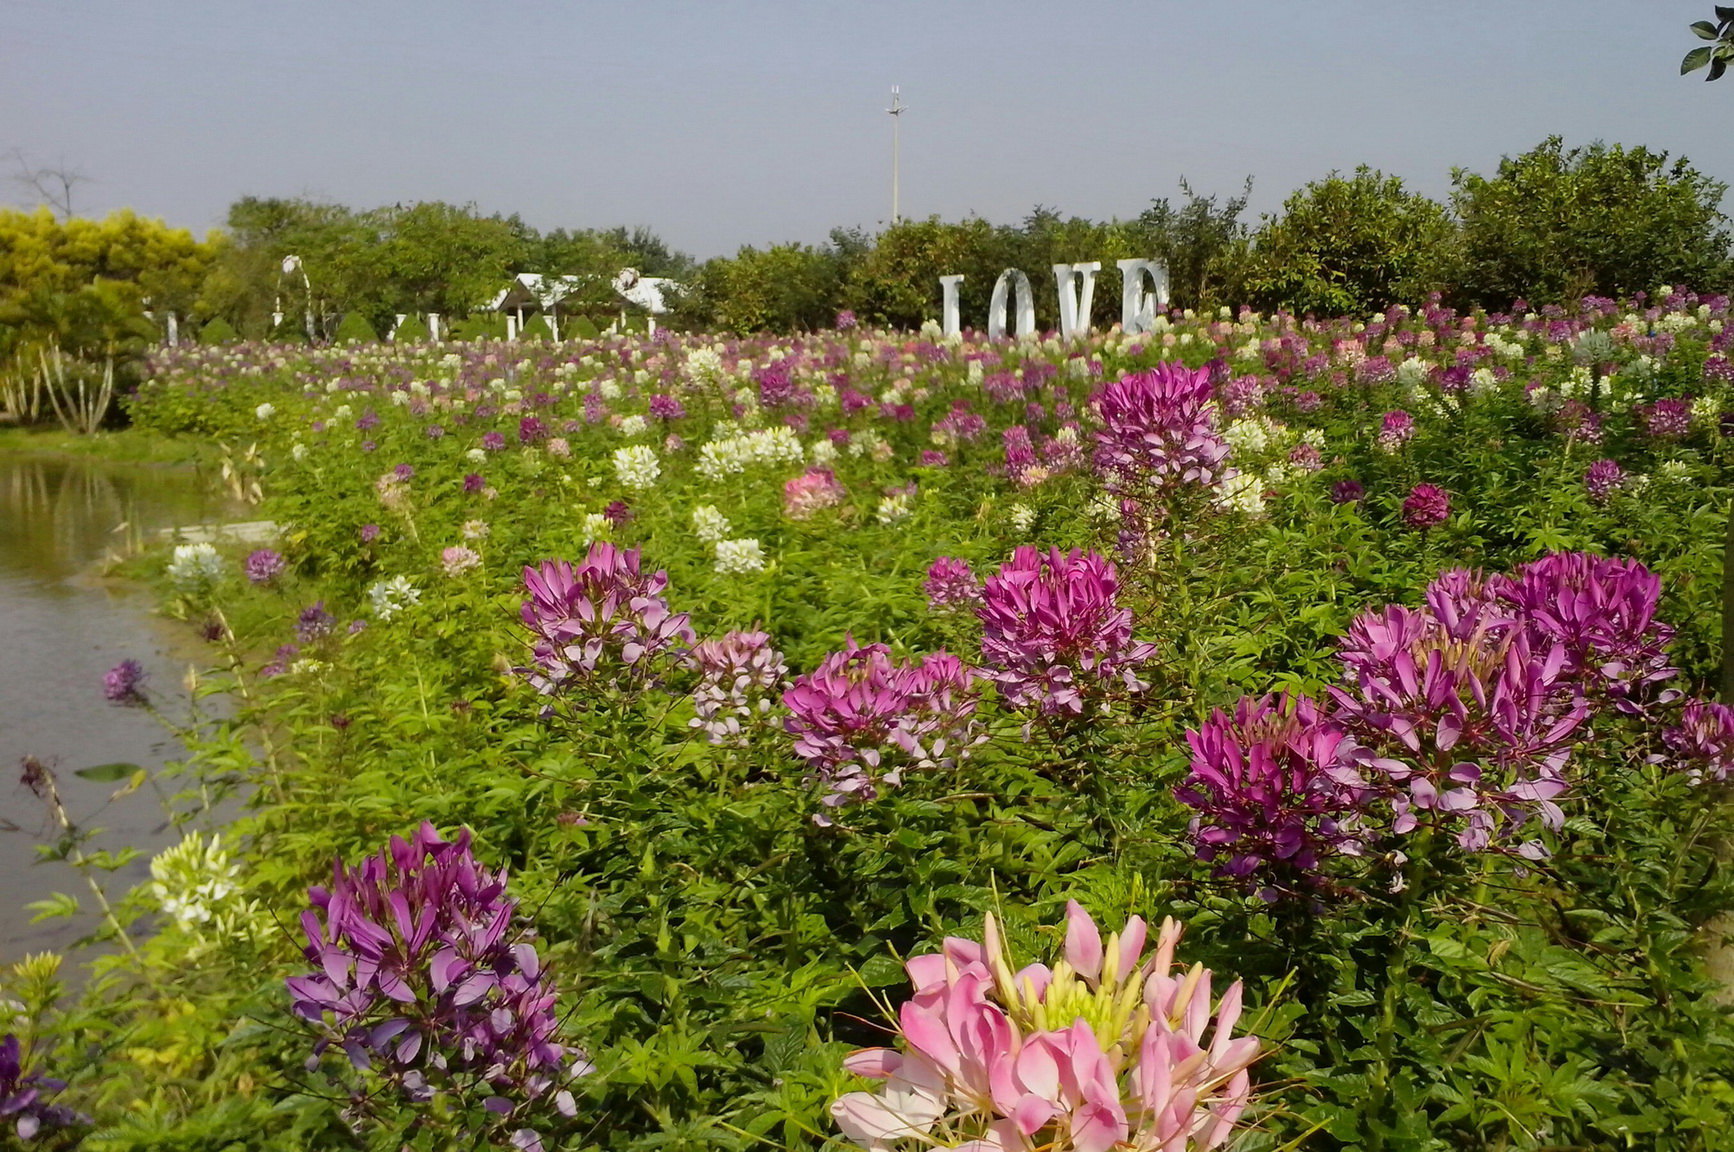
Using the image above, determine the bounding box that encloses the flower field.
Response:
[11,290,1734,1151]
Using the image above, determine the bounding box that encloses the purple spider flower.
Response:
[1402,483,1450,529]
[1091,362,1231,505]
[784,640,982,815]
[1643,398,1692,439]
[464,473,485,494]
[518,416,547,445]
[360,524,382,544]
[1330,597,1587,857]
[1376,410,1415,452]
[648,394,685,420]
[1583,458,1624,503]
[1661,700,1734,784]
[976,546,1157,717]
[297,602,337,643]
[1331,479,1365,505]
[1,1033,86,1141]
[482,432,507,452]
[245,548,287,586]
[1499,552,1677,712]
[684,630,789,747]
[1177,694,1364,897]
[519,544,695,696]
[103,659,147,706]
[286,824,586,1145]
[924,557,981,612]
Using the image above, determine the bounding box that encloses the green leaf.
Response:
[74,761,141,782]
[25,892,79,922]
[1711,56,1730,80]
[1691,20,1721,39]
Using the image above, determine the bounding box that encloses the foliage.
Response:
[1241,168,1454,317]
[1450,137,1734,308]
[1683,6,1734,80]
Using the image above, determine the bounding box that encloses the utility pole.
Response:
[887,85,905,225]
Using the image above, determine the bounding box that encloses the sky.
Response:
[3,0,1731,260]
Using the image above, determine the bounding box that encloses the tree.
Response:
[1240,168,1452,316]
[8,150,90,219]
[1450,137,1733,306]
[1126,178,1254,312]
[1683,6,1734,80]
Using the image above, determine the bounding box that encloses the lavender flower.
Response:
[1330,597,1586,856]
[297,602,337,642]
[1376,410,1415,452]
[976,546,1156,717]
[783,640,982,814]
[519,544,695,695]
[103,659,147,706]
[684,630,788,746]
[1500,552,1677,711]
[923,557,981,612]
[1091,362,1230,505]
[1662,700,1734,783]
[244,548,287,586]
[1178,694,1364,896]
[1643,398,1692,439]
[1,1033,85,1141]
[1402,483,1450,529]
[286,824,586,1144]
[1583,458,1624,503]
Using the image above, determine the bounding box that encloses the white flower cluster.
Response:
[1007,503,1037,535]
[149,832,240,932]
[579,512,611,545]
[1222,415,1284,458]
[848,428,892,461]
[1216,471,1267,518]
[809,437,840,467]
[254,402,275,420]
[612,444,662,489]
[167,542,225,593]
[368,575,421,619]
[691,504,732,544]
[695,426,805,480]
[684,346,725,382]
[1468,367,1500,397]
[1395,357,1430,388]
[618,414,649,438]
[1483,334,1527,360]
[876,492,914,525]
[714,538,767,574]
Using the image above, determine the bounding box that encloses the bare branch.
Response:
[8,148,91,218]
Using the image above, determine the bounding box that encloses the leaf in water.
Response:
[75,762,142,782]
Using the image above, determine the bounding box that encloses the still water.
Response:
[0,450,237,964]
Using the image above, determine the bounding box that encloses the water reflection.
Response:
[0,451,237,963]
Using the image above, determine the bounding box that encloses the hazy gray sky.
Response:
[4,0,1730,258]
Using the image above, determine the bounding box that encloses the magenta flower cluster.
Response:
[977,546,1156,717]
[923,556,981,611]
[1662,701,1734,784]
[1090,362,1230,504]
[286,824,586,1150]
[1177,694,1364,897]
[1583,458,1624,503]
[783,640,981,816]
[1180,552,1681,882]
[103,659,148,706]
[1401,483,1450,529]
[519,544,695,695]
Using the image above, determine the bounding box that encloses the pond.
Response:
[0,450,238,963]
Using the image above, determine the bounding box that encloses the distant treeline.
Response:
[2,135,1731,372]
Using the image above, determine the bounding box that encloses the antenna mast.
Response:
[887,86,905,225]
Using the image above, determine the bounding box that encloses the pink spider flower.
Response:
[519,543,694,695]
[1330,598,1586,857]
[783,640,982,815]
[977,547,1156,717]
[1661,700,1734,784]
[1091,363,1230,505]
[784,468,847,520]
[832,902,1260,1152]
[1177,694,1365,896]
